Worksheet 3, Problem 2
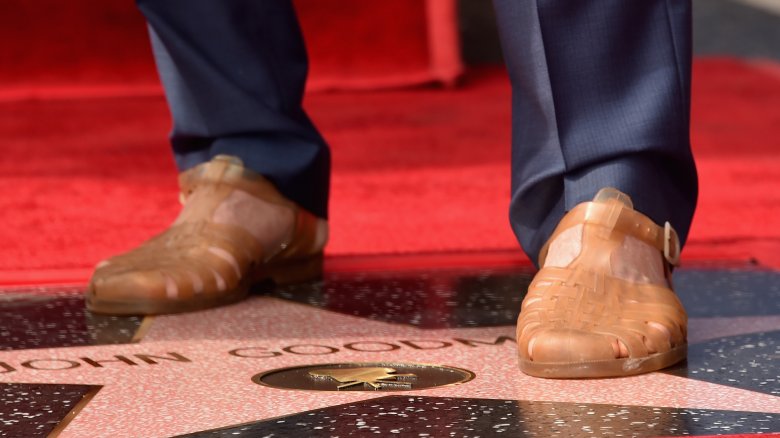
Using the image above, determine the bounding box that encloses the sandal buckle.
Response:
[663,221,681,266]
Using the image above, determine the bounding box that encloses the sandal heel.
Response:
[253,253,324,285]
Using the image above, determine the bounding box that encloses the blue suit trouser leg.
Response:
[492,0,698,264]
[136,0,330,219]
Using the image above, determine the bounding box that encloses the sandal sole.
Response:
[518,344,687,379]
[86,254,323,315]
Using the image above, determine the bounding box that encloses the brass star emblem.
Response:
[309,367,417,390]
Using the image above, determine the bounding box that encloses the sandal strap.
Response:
[178,155,297,209]
[538,198,680,268]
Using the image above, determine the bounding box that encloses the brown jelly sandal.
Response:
[517,188,687,378]
[86,155,327,315]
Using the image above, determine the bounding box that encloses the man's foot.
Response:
[516,188,687,378]
[87,155,328,315]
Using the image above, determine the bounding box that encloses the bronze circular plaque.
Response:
[252,362,475,392]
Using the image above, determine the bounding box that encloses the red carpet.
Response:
[1,59,779,284]
[0,0,460,94]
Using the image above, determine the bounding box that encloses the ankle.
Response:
[610,235,669,287]
[212,190,295,253]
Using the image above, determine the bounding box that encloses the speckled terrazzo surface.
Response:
[264,267,533,328]
[0,383,98,437]
[180,396,780,437]
[674,270,780,317]
[0,264,779,437]
[0,287,145,351]
[665,330,780,396]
